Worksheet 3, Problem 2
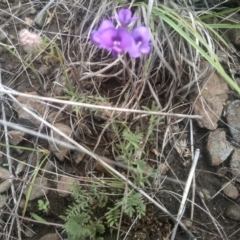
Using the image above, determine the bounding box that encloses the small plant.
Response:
[38,199,50,213]
[61,186,105,240]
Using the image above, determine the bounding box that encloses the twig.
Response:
[0,71,22,240]
[0,86,202,119]
[171,149,200,240]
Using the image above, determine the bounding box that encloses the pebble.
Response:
[23,176,49,201]
[57,175,79,197]
[48,123,72,161]
[8,130,25,145]
[39,233,60,240]
[226,100,240,142]
[225,204,240,221]
[207,129,233,166]
[222,182,239,199]
[190,61,228,130]
[230,149,240,182]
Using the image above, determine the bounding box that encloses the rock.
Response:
[159,162,169,175]
[201,188,211,201]
[94,155,115,174]
[72,150,86,164]
[39,233,60,240]
[0,29,7,42]
[0,179,12,193]
[225,204,240,221]
[0,167,12,179]
[52,75,67,96]
[230,149,240,182]
[23,176,49,201]
[207,129,233,166]
[49,123,72,161]
[46,110,65,123]
[57,176,78,197]
[226,100,240,142]
[190,62,228,130]
[8,130,25,145]
[222,182,239,199]
[13,92,47,127]
[38,65,51,76]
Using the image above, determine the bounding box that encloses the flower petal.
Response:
[91,30,101,45]
[118,9,132,25]
[127,39,141,58]
[132,26,150,43]
[98,20,115,32]
[140,43,151,54]
[117,28,132,51]
[98,28,117,50]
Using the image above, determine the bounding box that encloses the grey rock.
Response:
[13,92,47,127]
[225,204,240,221]
[207,129,233,166]
[222,182,239,199]
[49,123,72,161]
[0,179,12,193]
[8,130,25,145]
[52,75,67,96]
[0,29,7,42]
[23,176,49,201]
[38,65,51,76]
[226,100,240,142]
[39,233,60,240]
[0,166,12,179]
[230,149,240,182]
[0,194,7,209]
[72,150,86,164]
[190,62,228,130]
[57,176,78,197]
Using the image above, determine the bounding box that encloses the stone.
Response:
[201,188,211,201]
[94,155,115,174]
[57,176,79,197]
[230,149,240,182]
[23,176,49,201]
[207,129,233,166]
[8,130,25,145]
[159,162,169,175]
[226,100,240,142]
[222,182,239,199]
[13,92,47,127]
[72,150,86,164]
[225,204,240,221]
[0,167,12,179]
[52,75,67,96]
[38,64,51,76]
[48,123,72,161]
[190,62,228,130]
[39,233,60,240]
[0,179,12,193]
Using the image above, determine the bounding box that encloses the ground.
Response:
[1,1,240,240]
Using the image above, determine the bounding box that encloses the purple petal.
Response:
[98,20,115,32]
[132,26,150,43]
[118,9,132,25]
[91,30,101,45]
[98,28,117,50]
[117,28,132,51]
[140,43,151,54]
[128,39,141,58]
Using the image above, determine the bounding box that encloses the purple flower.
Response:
[116,8,137,27]
[91,20,133,57]
[128,26,151,58]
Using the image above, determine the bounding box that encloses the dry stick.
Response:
[0,87,202,119]
[0,72,22,240]
[3,92,196,239]
[171,149,200,240]
[190,119,196,223]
